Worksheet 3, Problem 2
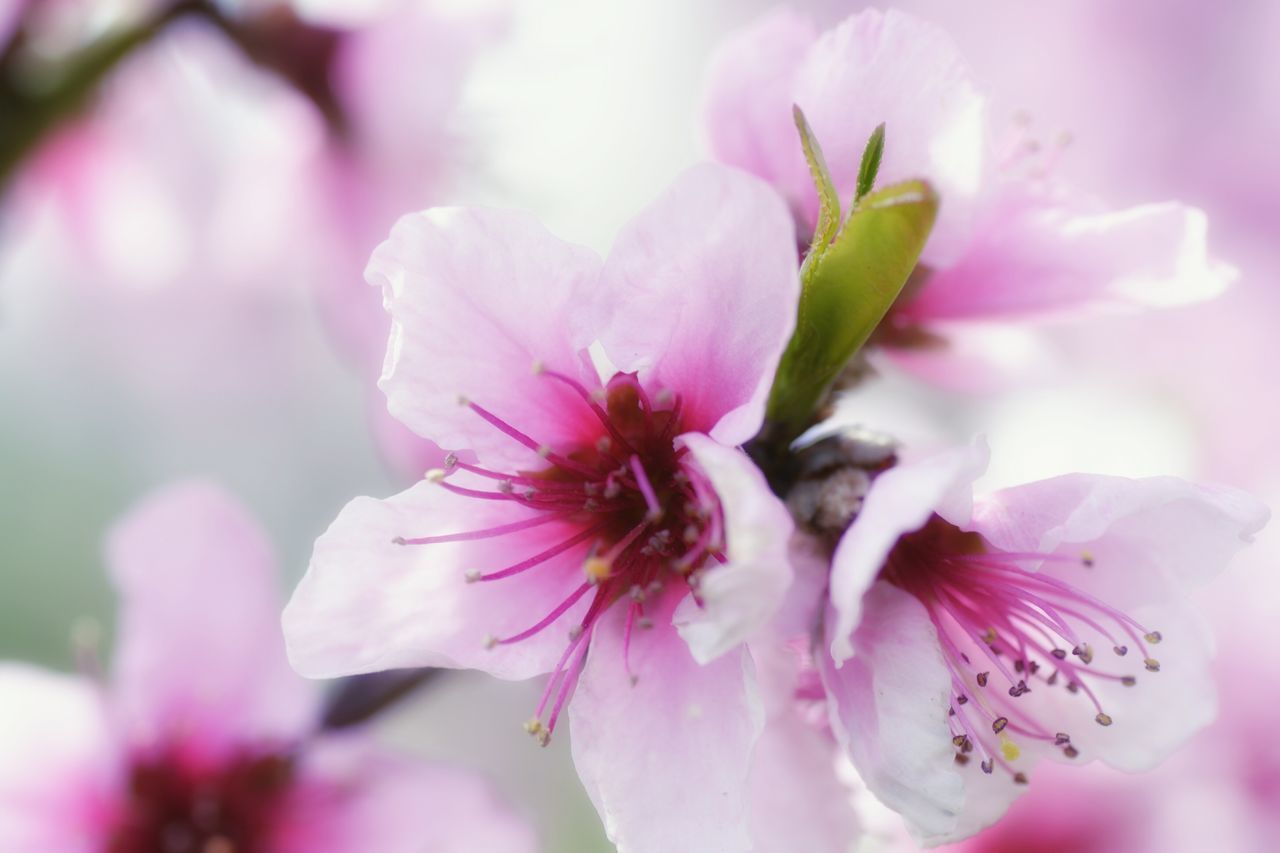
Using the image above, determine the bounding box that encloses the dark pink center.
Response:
[107,748,294,853]
[396,369,726,744]
[883,516,1163,782]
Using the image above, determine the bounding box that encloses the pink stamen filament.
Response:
[629,455,663,520]
[477,524,607,583]
[397,512,567,546]
[497,582,593,646]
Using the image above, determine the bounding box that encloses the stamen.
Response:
[472,524,606,583]
[629,455,663,521]
[495,582,592,645]
[394,512,567,546]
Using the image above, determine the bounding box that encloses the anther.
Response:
[1121,676,1137,687]
[498,480,514,494]
[1063,745,1079,759]
[976,672,990,687]
[1051,648,1067,660]
[443,452,458,470]
[464,570,482,584]
[1008,680,1031,698]
[456,394,470,406]
[425,468,448,483]
[1054,733,1071,746]
[1144,658,1161,672]
[654,389,674,407]
[982,628,998,644]
[536,445,551,459]
[981,759,994,774]
[628,584,645,602]
[568,625,583,641]
[1072,643,1093,664]
[530,360,545,375]
[392,536,407,545]
[1081,551,1095,567]
[1013,772,1029,785]
[956,694,968,705]
[483,634,498,650]
[1095,712,1113,727]
[584,557,611,583]
[596,436,612,454]
[1144,631,1163,645]
[992,717,1009,734]
[1114,645,1128,656]
[952,735,968,749]
[954,754,970,766]
[637,617,653,630]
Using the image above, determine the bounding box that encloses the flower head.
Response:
[284,164,802,851]
[803,442,1267,843]
[0,482,533,853]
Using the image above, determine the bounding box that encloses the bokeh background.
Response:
[2,1,1276,850]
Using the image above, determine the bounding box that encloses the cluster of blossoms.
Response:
[281,9,1266,852]
[0,4,1269,853]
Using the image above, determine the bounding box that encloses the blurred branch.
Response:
[319,668,445,731]
[0,1,344,192]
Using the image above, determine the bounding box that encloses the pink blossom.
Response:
[702,8,1234,384]
[12,2,493,479]
[806,442,1267,843]
[283,164,802,852]
[0,482,535,852]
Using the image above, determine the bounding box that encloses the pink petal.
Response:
[275,731,536,853]
[569,601,764,853]
[748,710,858,853]
[702,7,818,220]
[106,482,315,755]
[747,642,860,853]
[284,478,593,681]
[973,474,1268,611]
[368,207,603,469]
[900,191,1238,323]
[1014,598,1216,775]
[594,164,800,445]
[829,442,988,662]
[673,433,794,664]
[794,10,987,248]
[0,665,121,851]
[820,584,965,841]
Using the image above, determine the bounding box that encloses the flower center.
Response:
[107,748,294,853]
[882,516,1163,783]
[395,367,726,745]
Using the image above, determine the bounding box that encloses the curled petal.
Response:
[829,442,988,663]
[674,433,794,664]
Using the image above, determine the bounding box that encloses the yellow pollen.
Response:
[999,733,1021,762]
[424,468,448,483]
[584,556,612,582]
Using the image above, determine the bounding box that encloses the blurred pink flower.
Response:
[284,164,804,852]
[702,8,1234,387]
[12,1,497,478]
[803,442,1266,843]
[0,482,535,852]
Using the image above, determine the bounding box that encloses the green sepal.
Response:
[765,178,938,443]
[854,123,886,203]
